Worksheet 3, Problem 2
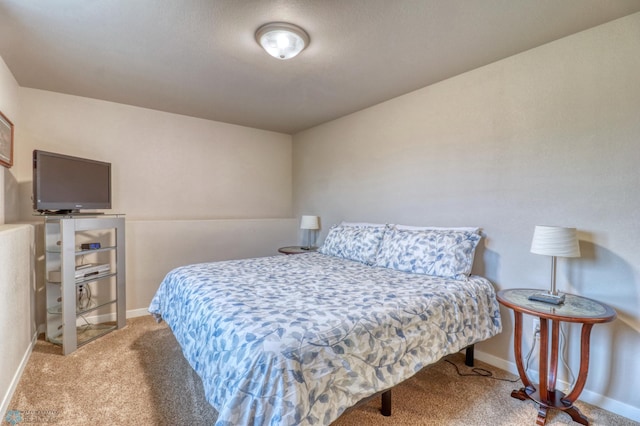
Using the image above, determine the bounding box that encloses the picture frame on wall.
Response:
[0,109,14,168]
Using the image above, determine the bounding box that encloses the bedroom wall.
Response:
[0,225,35,419]
[0,53,20,225]
[292,13,640,420]
[11,89,297,326]
[0,56,34,421]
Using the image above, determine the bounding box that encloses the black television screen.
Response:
[33,150,112,213]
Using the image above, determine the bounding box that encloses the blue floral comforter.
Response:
[148,252,501,425]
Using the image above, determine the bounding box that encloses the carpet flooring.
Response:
[5,316,636,425]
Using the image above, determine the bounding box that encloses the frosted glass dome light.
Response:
[255,22,309,60]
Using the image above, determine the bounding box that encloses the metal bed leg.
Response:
[465,344,475,367]
[378,347,473,417]
[381,389,392,416]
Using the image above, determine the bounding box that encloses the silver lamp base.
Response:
[528,255,566,305]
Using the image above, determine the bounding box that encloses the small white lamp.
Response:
[529,225,581,304]
[300,215,319,250]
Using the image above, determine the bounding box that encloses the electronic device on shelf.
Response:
[32,149,112,214]
[48,263,111,283]
[81,242,101,250]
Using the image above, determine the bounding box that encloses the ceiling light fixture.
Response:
[255,22,309,60]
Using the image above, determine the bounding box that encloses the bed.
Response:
[149,223,502,425]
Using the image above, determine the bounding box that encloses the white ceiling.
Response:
[1,0,640,134]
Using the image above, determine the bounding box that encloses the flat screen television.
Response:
[33,150,112,213]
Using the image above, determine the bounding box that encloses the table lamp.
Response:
[300,215,319,250]
[529,225,581,305]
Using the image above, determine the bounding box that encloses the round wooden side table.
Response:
[278,246,317,255]
[497,288,616,426]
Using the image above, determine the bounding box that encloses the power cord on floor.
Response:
[444,358,521,383]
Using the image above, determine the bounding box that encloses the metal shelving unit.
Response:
[44,215,126,355]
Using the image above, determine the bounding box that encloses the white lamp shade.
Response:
[300,215,319,230]
[255,22,309,60]
[530,225,580,257]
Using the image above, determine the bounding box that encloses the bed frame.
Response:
[378,345,474,416]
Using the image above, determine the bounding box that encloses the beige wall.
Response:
[293,13,640,419]
[0,56,33,419]
[13,89,292,221]
[0,225,34,418]
[11,89,297,326]
[126,219,297,311]
[0,55,20,224]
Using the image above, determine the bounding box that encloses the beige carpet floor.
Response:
[5,316,637,425]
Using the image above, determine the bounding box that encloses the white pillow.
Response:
[319,224,386,265]
[374,226,481,279]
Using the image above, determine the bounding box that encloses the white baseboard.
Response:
[126,307,151,318]
[475,349,640,422]
[75,307,151,326]
[0,331,38,422]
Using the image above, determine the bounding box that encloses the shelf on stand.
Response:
[47,323,118,347]
[46,299,117,316]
